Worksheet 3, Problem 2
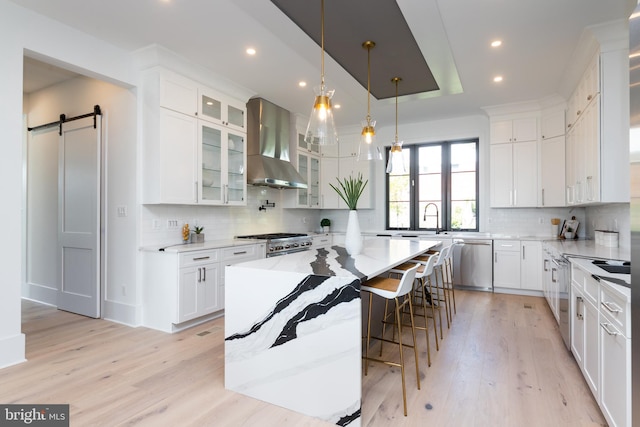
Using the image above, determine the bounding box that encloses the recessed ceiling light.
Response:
[246,48,256,55]
[493,76,503,83]
[491,40,502,48]
[298,81,307,87]
[334,104,341,109]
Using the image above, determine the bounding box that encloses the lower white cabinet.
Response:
[493,240,520,288]
[178,250,220,323]
[143,243,265,332]
[520,241,541,291]
[570,259,631,427]
[312,234,332,249]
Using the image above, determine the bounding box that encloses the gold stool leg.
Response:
[426,275,440,349]
[364,291,373,376]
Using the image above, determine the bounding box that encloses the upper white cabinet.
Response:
[566,49,629,205]
[287,133,321,208]
[198,121,247,205]
[198,87,246,132]
[490,117,538,144]
[490,137,537,207]
[540,106,566,207]
[142,67,247,205]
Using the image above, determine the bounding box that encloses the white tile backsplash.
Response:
[140,186,321,246]
[486,207,587,237]
[584,203,630,248]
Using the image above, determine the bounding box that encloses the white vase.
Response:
[345,210,363,255]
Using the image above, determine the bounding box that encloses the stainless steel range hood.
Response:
[246,97,308,189]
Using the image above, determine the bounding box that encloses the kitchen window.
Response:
[386,139,478,231]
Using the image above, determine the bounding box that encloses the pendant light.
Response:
[358,41,382,161]
[386,77,406,174]
[304,0,338,146]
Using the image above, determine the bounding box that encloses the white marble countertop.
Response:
[140,238,263,253]
[543,239,630,262]
[233,238,440,280]
[569,256,630,296]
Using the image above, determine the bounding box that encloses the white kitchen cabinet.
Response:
[199,121,247,205]
[178,250,220,323]
[143,243,265,332]
[286,133,321,208]
[566,48,629,205]
[599,280,631,427]
[490,117,538,144]
[570,260,631,427]
[198,86,246,132]
[520,241,541,291]
[540,135,566,207]
[142,67,247,205]
[490,140,537,207]
[312,234,332,249]
[320,156,340,208]
[493,240,520,289]
[541,107,566,140]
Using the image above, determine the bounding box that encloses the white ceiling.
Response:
[17,0,635,129]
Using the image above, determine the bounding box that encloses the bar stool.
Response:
[431,245,452,333]
[445,242,457,316]
[389,253,438,365]
[362,263,421,416]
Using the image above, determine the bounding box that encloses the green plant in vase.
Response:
[330,173,368,255]
[329,173,368,210]
[320,218,331,233]
[191,226,205,243]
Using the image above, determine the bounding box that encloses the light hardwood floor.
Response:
[1,291,606,427]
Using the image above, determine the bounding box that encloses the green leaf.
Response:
[329,173,368,210]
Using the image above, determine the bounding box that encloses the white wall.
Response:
[0,0,136,368]
[24,76,139,323]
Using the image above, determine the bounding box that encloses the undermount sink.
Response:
[592,260,630,275]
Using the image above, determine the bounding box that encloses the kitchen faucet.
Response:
[423,203,440,234]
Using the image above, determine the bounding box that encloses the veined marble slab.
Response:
[224,239,438,426]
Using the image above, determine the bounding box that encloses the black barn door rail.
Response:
[27,105,102,135]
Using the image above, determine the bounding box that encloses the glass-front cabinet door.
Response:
[309,156,320,207]
[297,152,309,206]
[200,123,223,203]
[225,130,246,204]
[198,88,246,133]
[199,122,246,205]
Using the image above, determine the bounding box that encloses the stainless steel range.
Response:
[236,233,312,257]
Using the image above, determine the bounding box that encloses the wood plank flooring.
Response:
[0,291,606,426]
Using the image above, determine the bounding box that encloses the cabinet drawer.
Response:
[571,264,586,290]
[600,281,630,337]
[312,235,332,248]
[179,250,219,267]
[493,240,520,251]
[221,244,265,264]
[583,273,599,306]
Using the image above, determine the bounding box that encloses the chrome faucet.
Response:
[423,203,440,234]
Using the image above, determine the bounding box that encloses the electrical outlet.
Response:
[152,219,161,230]
[121,285,126,296]
[167,219,179,229]
[538,218,543,224]
[117,205,128,217]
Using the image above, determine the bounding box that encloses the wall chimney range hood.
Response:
[246,97,308,189]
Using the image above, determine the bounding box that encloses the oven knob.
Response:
[292,243,299,248]
[269,247,275,252]
[284,244,291,249]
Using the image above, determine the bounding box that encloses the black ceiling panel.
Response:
[271,0,439,99]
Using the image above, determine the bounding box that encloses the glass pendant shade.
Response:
[386,141,406,173]
[386,76,405,174]
[305,85,338,145]
[358,119,382,160]
[305,0,338,146]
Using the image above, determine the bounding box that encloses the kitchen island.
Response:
[224,238,439,427]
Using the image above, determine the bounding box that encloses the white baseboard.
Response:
[0,333,26,369]
[103,300,142,327]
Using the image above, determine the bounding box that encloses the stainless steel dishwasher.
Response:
[452,238,493,291]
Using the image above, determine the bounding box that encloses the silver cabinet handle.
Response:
[576,296,584,320]
[202,267,206,281]
[233,251,248,255]
[601,301,622,314]
[551,267,557,283]
[543,259,549,272]
[193,256,210,261]
[197,267,202,282]
[600,322,619,336]
[522,246,526,260]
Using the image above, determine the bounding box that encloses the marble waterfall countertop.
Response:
[224,238,439,427]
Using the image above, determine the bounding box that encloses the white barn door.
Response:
[56,116,101,318]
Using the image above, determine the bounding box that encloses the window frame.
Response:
[385,138,479,232]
